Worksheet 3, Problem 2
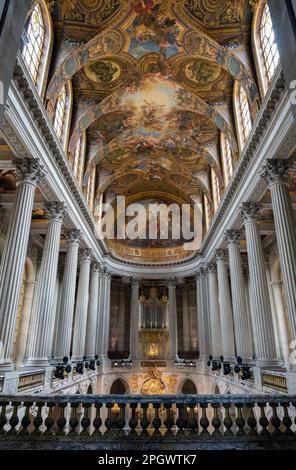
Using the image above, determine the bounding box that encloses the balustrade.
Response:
[0,395,295,443]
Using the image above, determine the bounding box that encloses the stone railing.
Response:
[0,395,296,450]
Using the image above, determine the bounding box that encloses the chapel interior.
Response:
[0,0,296,450]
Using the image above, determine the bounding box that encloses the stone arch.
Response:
[177,377,198,394]
[110,377,130,394]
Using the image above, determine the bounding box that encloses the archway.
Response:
[181,379,197,394]
[110,378,127,395]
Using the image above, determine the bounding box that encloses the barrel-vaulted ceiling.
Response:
[48,0,258,263]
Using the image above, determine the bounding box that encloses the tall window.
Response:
[22,4,45,83]
[53,86,67,141]
[239,86,252,144]
[223,136,234,184]
[260,3,279,83]
[73,136,82,179]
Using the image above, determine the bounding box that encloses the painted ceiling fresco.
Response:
[49,0,257,263]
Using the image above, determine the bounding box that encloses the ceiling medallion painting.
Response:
[49,1,259,264]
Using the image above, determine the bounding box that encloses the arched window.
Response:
[22,4,45,84]
[221,134,234,186]
[53,86,67,141]
[85,168,96,212]
[259,3,279,84]
[110,379,126,395]
[239,86,252,144]
[181,379,197,394]
[21,1,53,98]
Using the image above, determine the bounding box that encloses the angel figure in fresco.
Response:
[131,0,180,57]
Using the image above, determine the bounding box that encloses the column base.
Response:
[70,356,84,363]
[255,358,281,368]
[0,361,15,373]
[287,368,296,393]
[23,357,51,368]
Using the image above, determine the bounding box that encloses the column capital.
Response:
[130,277,140,287]
[44,201,68,222]
[167,277,177,286]
[195,267,206,279]
[79,248,93,263]
[215,248,228,262]
[224,229,241,246]
[65,229,82,246]
[105,269,113,279]
[91,262,101,274]
[206,262,217,273]
[239,202,263,223]
[16,157,46,186]
[259,159,290,187]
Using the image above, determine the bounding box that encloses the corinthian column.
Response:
[224,230,253,361]
[207,263,222,359]
[260,159,296,345]
[182,286,191,353]
[25,201,68,367]
[168,279,178,360]
[100,270,112,359]
[239,202,278,366]
[129,278,140,359]
[85,262,101,359]
[54,229,81,362]
[195,268,210,359]
[215,250,236,361]
[71,248,92,362]
[0,158,45,371]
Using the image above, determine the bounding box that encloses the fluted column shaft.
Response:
[130,278,140,359]
[0,158,45,371]
[216,250,236,361]
[239,203,278,366]
[168,279,178,360]
[101,271,111,359]
[25,202,68,366]
[117,287,126,352]
[182,287,191,352]
[96,269,106,357]
[85,263,101,359]
[71,249,92,361]
[195,269,210,359]
[225,230,253,361]
[207,264,222,358]
[260,160,296,343]
[54,230,81,361]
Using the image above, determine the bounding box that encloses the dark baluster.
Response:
[56,403,67,436]
[269,402,281,435]
[43,403,55,436]
[8,402,20,435]
[118,403,126,434]
[32,402,44,436]
[281,402,293,434]
[258,402,270,436]
[80,403,91,435]
[69,403,79,435]
[223,404,233,436]
[211,403,221,435]
[0,402,9,435]
[235,404,245,436]
[93,403,102,435]
[19,402,33,435]
[199,403,210,435]
[164,404,174,436]
[152,404,161,435]
[128,403,138,435]
[176,404,187,434]
[105,403,113,434]
[246,403,258,436]
[293,402,296,429]
[188,404,198,435]
[140,403,149,435]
